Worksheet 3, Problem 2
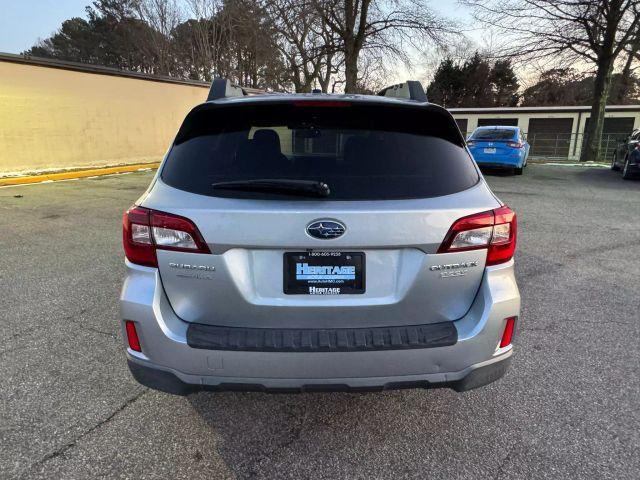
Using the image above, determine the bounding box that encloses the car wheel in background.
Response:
[514,166,524,175]
[611,154,620,171]
[622,157,633,180]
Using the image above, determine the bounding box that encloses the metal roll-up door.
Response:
[583,117,635,160]
[455,118,469,137]
[527,118,574,158]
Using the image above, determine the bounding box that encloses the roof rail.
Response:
[377,81,428,102]
[207,78,247,101]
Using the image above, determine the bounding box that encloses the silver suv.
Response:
[120,80,520,394]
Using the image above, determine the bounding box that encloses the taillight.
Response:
[507,142,523,148]
[122,206,210,267]
[438,206,517,266]
[122,207,156,267]
[488,206,518,265]
[293,101,351,107]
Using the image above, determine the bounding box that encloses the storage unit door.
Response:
[527,118,573,158]
[455,118,469,137]
[584,117,635,160]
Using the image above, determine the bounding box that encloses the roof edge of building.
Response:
[0,51,210,88]
[449,105,640,114]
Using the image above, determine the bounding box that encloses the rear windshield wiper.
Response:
[211,179,330,198]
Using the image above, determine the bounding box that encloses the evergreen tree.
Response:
[426,57,466,107]
[427,52,520,107]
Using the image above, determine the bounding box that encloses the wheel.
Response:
[514,166,523,175]
[611,153,621,171]
[622,157,633,180]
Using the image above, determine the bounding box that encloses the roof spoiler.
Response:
[207,78,265,101]
[377,81,428,102]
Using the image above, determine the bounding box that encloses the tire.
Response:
[622,157,634,180]
[611,153,621,171]
[514,166,523,175]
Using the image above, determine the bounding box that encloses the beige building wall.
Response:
[3,56,640,173]
[0,60,208,174]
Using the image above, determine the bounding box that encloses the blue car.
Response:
[467,126,529,175]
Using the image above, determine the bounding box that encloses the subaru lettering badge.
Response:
[306,220,346,239]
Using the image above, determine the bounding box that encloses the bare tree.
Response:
[311,0,455,92]
[183,0,227,81]
[262,0,333,91]
[223,0,288,89]
[618,27,640,100]
[464,0,640,162]
[316,23,344,92]
[135,0,183,75]
[26,0,461,93]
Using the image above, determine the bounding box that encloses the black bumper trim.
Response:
[476,162,520,169]
[186,321,457,352]
[127,356,512,396]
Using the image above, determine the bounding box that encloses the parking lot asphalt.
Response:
[1,165,639,479]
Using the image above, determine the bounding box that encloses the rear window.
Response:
[471,129,517,141]
[161,102,479,200]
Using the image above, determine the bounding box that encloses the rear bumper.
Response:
[127,353,512,394]
[476,162,521,169]
[120,260,520,394]
[471,152,524,168]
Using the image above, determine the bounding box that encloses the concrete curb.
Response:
[0,162,160,187]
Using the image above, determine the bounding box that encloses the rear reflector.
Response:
[438,206,517,266]
[500,317,516,348]
[122,206,210,267]
[507,142,523,148]
[125,321,141,352]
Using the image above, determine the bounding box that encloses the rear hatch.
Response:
[143,99,501,329]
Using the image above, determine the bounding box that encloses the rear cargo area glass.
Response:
[161,102,479,200]
[471,129,517,141]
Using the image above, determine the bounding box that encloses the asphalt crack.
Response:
[74,323,118,339]
[19,389,148,478]
[62,309,119,340]
[493,441,519,480]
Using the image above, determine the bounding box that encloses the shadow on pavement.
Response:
[185,388,482,478]
[478,166,517,177]
[574,165,640,186]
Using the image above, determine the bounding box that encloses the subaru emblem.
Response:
[306,220,346,239]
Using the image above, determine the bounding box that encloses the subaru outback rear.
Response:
[120,79,520,394]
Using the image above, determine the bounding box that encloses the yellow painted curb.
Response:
[0,162,160,187]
